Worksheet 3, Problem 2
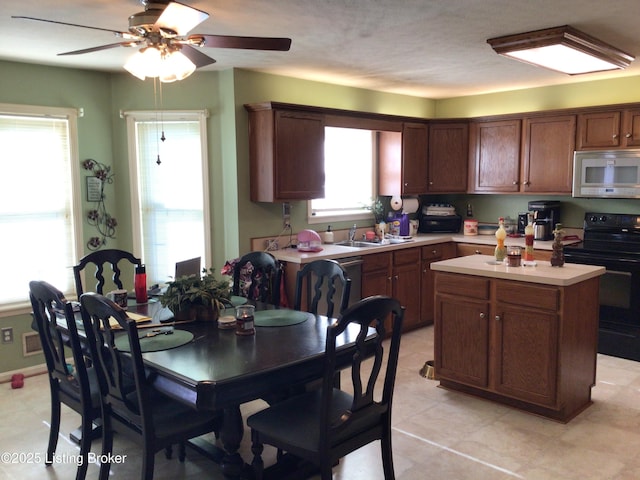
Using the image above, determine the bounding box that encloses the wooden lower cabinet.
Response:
[362,244,455,332]
[434,271,599,422]
[457,242,552,261]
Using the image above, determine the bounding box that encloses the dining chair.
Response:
[232,251,282,306]
[293,259,352,318]
[247,295,405,480]
[73,249,142,296]
[79,292,223,480]
[29,280,101,480]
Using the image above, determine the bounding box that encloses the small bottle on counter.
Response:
[322,225,334,244]
[550,223,565,267]
[495,217,507,262]
[523,213,535,264]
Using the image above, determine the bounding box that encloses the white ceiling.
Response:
[2,0,640,99]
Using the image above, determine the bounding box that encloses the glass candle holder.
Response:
[507,246,522,267]
[235,304,256,336]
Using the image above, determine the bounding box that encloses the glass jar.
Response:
[235,304,256,336]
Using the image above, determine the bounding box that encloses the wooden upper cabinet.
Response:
[246,104,325,202]
[378,123,429,196]
[522,114,576,193]
[469,119,522,193]
[576,108,640,149]
[428,122,469,192]
[401,123,429,195]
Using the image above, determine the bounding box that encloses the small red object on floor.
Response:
[11,373,24,389]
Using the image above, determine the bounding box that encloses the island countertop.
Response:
[430,254,604,287]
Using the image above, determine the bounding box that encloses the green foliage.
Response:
[160,268,231,314]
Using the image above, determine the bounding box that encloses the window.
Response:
[125,110,210,285]
[308,127,376,223]
[0,104,81,310]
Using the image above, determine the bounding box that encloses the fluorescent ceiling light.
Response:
[487,25,634,75]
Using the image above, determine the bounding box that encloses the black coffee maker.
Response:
[527,200,561,241]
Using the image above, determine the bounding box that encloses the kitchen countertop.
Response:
[430,254,604,286]
[269,233,582,264]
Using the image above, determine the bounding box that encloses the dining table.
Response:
[97,297,370,479]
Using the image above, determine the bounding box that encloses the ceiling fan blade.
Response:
[11,16,135,39]
[58,42,142,56]
[155,1,209,36]
[189,34,291,51]
[180,45,216,68]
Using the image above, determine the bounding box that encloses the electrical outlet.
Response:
[264,239,279,251]
[1,327,13,344]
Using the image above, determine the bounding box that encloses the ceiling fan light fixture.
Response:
[159,50,196,82]
[124,46,196,82]
[487,25,634,75]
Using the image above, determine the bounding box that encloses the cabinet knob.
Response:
[613,134,618,139]
[479,313,485,319]
[626,133,632,138]
[512,180,518,185]
[475,250,482,254]
[523,181,530,186]
[495,315,501,321]
[404,182,409,187]
[429,181,433,185]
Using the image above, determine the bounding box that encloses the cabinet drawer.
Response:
[457,243,495,256]
[422,244,446,260]
[393,248,420,265]
[362,252,391,273]
[495,280,559,311]
[435,272,489,300]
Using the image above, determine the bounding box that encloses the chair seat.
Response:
[247,389,387,454]
[59,366,101,408]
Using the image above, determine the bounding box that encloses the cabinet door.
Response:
[421,243,455,325]
[622,109,640,147]
[274,110,325,199]
[393,261,421,330]
[493,304,558,407]
[428,122,469,192]
[435,294,490,388]
[470,119,521,192]
[576,111,621,149]
[522,115,575,193]
[361,253,392,298]
[401,123,429,195]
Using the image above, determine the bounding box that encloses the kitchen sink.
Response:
[333,240,383,248]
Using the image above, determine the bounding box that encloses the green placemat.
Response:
[230,296,248,306]
[115,329,194,353]
[254,309,308,327]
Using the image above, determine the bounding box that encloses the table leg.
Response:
[220,405,246,479]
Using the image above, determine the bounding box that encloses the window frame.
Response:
[0,103,82,314]
[124,109,211,283]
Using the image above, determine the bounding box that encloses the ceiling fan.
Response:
[12,0,292,81]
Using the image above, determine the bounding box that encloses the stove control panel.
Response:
[585,212,640,229]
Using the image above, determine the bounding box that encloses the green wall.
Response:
[3,58,640,374]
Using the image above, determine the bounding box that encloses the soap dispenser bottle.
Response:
[322,225,334,244]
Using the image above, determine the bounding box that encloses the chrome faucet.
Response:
[349,223,357,242]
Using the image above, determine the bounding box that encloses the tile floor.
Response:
[2,325,640,479]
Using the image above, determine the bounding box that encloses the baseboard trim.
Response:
[0,363,48,383]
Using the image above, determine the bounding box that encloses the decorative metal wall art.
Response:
[82,158,117,250]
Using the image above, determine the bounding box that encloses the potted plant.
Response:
[160,268,231,321]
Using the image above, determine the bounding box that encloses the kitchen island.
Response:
[431,255,605,422]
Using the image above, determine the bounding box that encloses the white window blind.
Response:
[127,111,210,284]
[0,105,80,309]
[309,126,375,223]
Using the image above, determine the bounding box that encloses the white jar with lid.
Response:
[464,219,478,235]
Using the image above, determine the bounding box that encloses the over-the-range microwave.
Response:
[573,149,640,198]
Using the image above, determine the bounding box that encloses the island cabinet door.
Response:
[435,294,490,388]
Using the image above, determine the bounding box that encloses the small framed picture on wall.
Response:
[86,176,103,202]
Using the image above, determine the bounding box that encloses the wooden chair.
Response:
[247,295,405,480]
[73,249,142,296]
[29,280,101,480]
[79,292,223,480]
[232,251,282,306]
[293,259,352,318]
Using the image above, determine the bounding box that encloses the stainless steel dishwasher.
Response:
[317,256,362,316]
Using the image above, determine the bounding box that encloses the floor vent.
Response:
[22,332,42,357]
